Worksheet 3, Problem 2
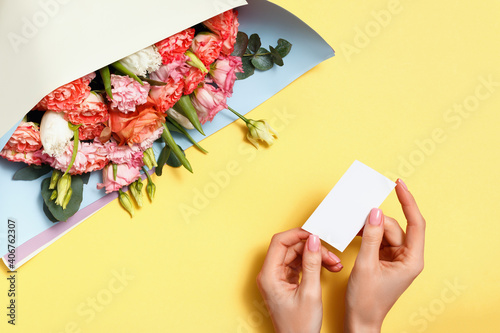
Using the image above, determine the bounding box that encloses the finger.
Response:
[285,242,341,272]
[261,228,311,274]
[396,179,426,255]
[300,235,323,294]
[357,208,385,269]
[382,216,405,247]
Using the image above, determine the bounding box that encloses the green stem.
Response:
[227,106,249,123]
[142,167,153,182]
[64,124,81,176]
[111,61,144,85]
[161,123,193,173]
[167,118,208,154]
[99,66,113,100]
[243,52,271,57]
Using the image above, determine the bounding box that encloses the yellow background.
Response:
[2,0,499,331]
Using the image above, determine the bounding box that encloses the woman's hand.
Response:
[257,228,343,333]
[344,179,426,332]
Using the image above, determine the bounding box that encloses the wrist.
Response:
[344,314,382,333]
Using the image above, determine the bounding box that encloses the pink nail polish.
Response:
[369,208,382,226]
[308,235,320,252]
[398,178,408,191]
[328,251,341,264]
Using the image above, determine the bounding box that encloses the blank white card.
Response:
[302,160,395,252]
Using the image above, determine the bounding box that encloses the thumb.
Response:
[357,208,384,268]
[300,234,322,293]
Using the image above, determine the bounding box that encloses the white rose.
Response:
[40,111,74,157]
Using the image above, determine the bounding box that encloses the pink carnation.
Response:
[149,78,184,112]
[33,73,96,111]
[108,75,150,114]
[97,163,141,194]
[42,139,109,175]
[150,56,190,83]
[64,92,109,125]
[155,28,196,64]
[210,55,243,97]
[191,83,227,124]
[3,122,42,153]
[184,67,207,95]
[104,140,144,168]
[0,149,44,166]
[203,10,239,56]
[191,32,223,66]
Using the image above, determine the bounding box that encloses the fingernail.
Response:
[369,208,382,226]
[336,263,343,270]
[308,235,320,252]
[398,178,408,191]
[328,251,341,264]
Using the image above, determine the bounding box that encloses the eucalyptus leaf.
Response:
[167,145,185,168]
[251,48,274,71]
[81,173,91,185]
[248,34,261,54]
[275,39,292,58]
[232,32,249,57]
[43,202,59,223]
[13,165,52,181]
[41,176,84,222]
[236,56,255,80]
[270,46,284,66]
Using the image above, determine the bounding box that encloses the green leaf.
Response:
[99,66,113,100]
[81,173,91,185]
[111,61,144,85]
[41,176,84,222]
[270,46,284,66]
[232,32,249,57]
[167,145,185,168]
[275,39,292,58]
[236,56,255,80]
[139,77,168,86]
[155,145,171,177]
[248,34,261,54]
[166,118,208,154]
[161,123,193,173]
[13,165,52,181]
[173,95,205,136]
[251,48,274,71]
[43,202,59,223]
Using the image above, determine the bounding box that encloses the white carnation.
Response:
[40,111,74,157]
[119,45,162,76]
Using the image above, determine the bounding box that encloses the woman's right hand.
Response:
[344,179,426,332]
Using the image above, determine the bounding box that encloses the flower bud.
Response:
[246,119,279,149]
[50,190,57,201]
[143,148,158,170]
[49,170,62,190]
[55,174,72,207]
[129,179,144,208]
[147,180,156,202]
[118,190,135,218]
[62,187,73,210]
[185,50,209,73]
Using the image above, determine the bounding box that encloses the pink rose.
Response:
[0,149,44,166]
[191,83,227,124]
[97,163,141,194]
[184,67,207,95]
[203,10,239,56]
[64,92,109,125]
[137,127,163,151]
[33,73,96,111]
[150,56,190,83]
[191,32,223,66]
[210,55,243,97]
[155,28,196,64]
[42,139,109,175]
[108,75,150,114]
[79,123,105,141]
[2,122,42,153]
[149,78,185,112]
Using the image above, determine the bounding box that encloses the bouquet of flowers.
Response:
[0,9,291,221]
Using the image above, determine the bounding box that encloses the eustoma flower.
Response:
[226,107,278,148]
[97,163,141,194]
[191,32,224,66]
[190,83,227,124]
[210,55,243,97]
[40,111,74,157]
